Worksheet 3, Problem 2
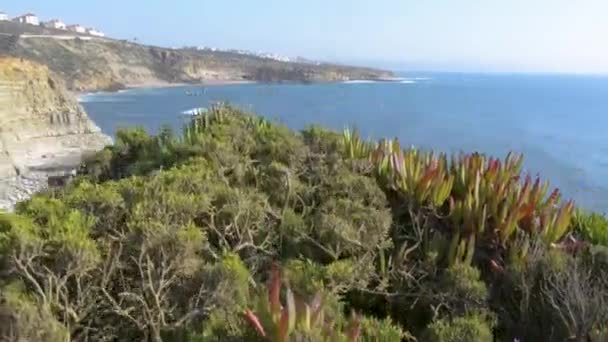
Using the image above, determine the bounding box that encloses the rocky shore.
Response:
[0,57,111,210]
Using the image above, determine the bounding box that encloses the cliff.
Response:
[0,57,111,209]
[0,33,393,91]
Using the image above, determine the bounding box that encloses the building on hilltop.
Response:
[0,12,8,21]
[44,19,67,30]
[87,28,105,37]
[13,13,39,25]
[67,24,86,34]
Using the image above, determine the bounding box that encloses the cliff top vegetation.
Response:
[1,105,607,341]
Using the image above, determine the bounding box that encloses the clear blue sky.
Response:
[4,1,608,73]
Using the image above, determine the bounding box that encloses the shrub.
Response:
[492,238,608,341]
[1,106,603,341]
[301,125,341,155]
[423,313,494,342]
[439,263,488,315]
[360,316,413,341]
[0,283,69,342]
[389,261,490,336]
[197,253,253,340]
[244,265,414,341]
[540,257,608,341]
[572,210,608,247]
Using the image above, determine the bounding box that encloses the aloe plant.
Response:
[243,264,362,342]
[367,139,576,268]
[370,141,454,207]
[342,128,372,160]
[447,153,575,262]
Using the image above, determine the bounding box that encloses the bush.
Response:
[492,239,608,341]
[0,283,68,342]
[439,263,488,315]
[573,210,608,247]
[1,105,604,340]
[360,316,413,341]
[423,313,494,342]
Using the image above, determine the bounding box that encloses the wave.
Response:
[181,107,208,116]
[342,77,430,85]
[342,80,377,84]
[78,94,130,103]
[77,93,93,102]
[399,76,432,83]
[78,94,103,103]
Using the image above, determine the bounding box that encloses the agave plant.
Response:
[243,264,361,342]
[446,154,576,273]
[366,139,576,268]
[342,128,373,160]
[370,141,453,208]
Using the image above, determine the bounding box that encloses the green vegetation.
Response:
[1,104,607,341]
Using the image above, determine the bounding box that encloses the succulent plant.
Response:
[370,140,454,207]
[342,128,373,160]
[345,130,576,268]
[243,264,362,342]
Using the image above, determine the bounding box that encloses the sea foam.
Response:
[342,80,377,84]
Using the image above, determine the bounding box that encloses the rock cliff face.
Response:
[0,57,111,210]
[1,35,393,91]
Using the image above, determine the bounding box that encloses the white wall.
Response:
[16,16,39,25]
[88,30,105,37]
[44,21,66,30]
[52,22,66,30]
[68,26,86,33]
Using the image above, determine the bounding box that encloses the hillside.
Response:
[0,22,393,91]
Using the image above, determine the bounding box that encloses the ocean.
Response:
[79,72,608,212]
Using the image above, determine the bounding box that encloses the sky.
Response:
[3,1,608,74]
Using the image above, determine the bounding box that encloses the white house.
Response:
[14,13,39,25]
[87,28,105,37]
[0,12,9,21]
[67,24,86,34]
[44,19,67,30]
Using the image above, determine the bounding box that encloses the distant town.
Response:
[0,10,105,37]
[184,46,321,65]
[0,10,321,65]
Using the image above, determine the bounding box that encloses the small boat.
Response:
[185,88,207,96]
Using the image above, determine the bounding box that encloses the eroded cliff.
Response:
[0,57,111,209]
[1,35,393,91]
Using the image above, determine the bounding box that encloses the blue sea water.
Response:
[80,72,608,212]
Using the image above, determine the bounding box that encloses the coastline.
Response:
[72,76,412,99]
[73,79,258,98]
[73,77,415,100]
[124,79,257,89]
